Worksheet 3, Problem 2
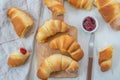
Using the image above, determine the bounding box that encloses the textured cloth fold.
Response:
[0,0,41,80]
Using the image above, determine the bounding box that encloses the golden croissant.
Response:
[7,47,30,67]
[44,0,66,16]
[94,0,120,30]
[68,0,93,10]
[36,19,68,42]
[37,54,79,80]
[49,34,84,61]
[7,7,34,38]
[99,46,113,72]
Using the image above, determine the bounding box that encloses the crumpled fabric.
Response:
[0,0,41,80]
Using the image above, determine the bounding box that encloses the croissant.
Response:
[94,0,120,30]
[99,46,113,72]
[68,0,93,10]
[36,19,68,42]
[37,54,79,80]
[7,47,30,67]
[49,34,84,61]
[44,0,66,16]
[7,7,34,38]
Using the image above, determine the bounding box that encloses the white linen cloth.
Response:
[0,0,41,80]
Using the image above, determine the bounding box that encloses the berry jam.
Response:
[20,47,27,55]
[83,16,96,31]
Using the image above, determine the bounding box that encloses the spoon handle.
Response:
[87,33,95,80]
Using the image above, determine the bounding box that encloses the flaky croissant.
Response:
[36,19,68,42]
[37,54,79,80]
[49,34,84,61]
[68,0,93,10]
[7,47,30,67]
[7,7,34,38]
[94,0,120,30]
[44,0,66,16]
[99,46,113,72]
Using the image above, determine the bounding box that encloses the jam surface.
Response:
[20,47,27,55]
[83,16,96,31]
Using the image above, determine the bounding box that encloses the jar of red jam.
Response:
[82,16,98,33]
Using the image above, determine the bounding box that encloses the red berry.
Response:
[20,47,27,55]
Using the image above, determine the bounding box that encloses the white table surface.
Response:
[30,1,120,80]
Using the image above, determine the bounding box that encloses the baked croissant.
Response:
[7,7,34,38]
[94,0,120,30]
[99,46,113,72]
[37,54,79,80]
[36,19,68,42]
[68,0,93,10]
[7,47,30,67]
[44,0,66,16]
[49,34,84,61]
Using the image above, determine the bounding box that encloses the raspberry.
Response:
[20,47,27,55]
